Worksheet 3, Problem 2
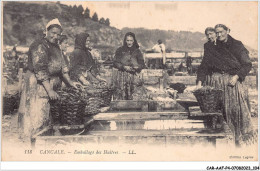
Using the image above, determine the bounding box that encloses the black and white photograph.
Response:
[1,1,258,164]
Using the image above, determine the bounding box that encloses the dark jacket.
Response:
[28,38,67,82]
[197,35,252,83]
[113,46,145,73]
[70,33,98,81]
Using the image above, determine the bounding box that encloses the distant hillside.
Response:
[3,1,124,57]
[3,1,257,59]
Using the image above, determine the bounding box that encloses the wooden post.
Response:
[18,68,23,93]
[162,70,168,89]
[156,102,163,112]
[2,76,7,97]
[159,78,164,90]
[141,102,148,112]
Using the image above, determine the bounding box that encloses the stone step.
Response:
[94,111,189,120]
[89,119,207,131]
[110,100,185,112]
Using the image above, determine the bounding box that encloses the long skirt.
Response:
[18,71,61,140]
[111,68,143,100]
[206,73,256,145]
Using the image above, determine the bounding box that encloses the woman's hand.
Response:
[48,90,60,101]
[133,66,140,71]
[124,66,135,73]
[63,73,80,89]
[42,80,60,100]
[82,81,91,86]
[71,81,82,89]
[96,75,107,84]
[79,75,92,86]
[124,66,136,74]
[228,75,239,87]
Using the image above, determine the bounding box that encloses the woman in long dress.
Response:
[18,19,78,141]
[197,25,256,146]
[112,32,145,100]
[70,32,105,85]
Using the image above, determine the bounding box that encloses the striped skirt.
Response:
[111,68,143,100]
[206,73,256,145]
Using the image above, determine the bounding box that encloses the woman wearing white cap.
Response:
[18,19,79,141]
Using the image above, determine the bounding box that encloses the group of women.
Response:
[18,19,255,147]
[197,24,256,146]
[18,19,145,140]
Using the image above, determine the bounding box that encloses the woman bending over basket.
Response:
[112,32,145,100]
[197,25,256,146]
[70,33,106,86]
[18,19,79,141]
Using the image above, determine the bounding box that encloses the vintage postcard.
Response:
[1,0,258,164]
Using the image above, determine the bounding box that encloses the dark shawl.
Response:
[113,32,145,73]
[70,33,98,81]
[197,35,251,83]
[28,38,66,82]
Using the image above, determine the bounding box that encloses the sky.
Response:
[62,1,258,49]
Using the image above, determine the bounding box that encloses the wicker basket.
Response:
[83,83,113,114]
[3,92,20,115]
[81,85,101,115]
[60,100,85,125]
[50,87,85,125]
[50,100,61,124]
[100,88,113,107]
[193,87,223,113]
[84,96,101,115]
[93,82,114,107]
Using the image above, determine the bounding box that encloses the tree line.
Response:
[67,4,110,26]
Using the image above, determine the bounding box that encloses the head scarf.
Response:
[122,32,139,53]
[74,33,90,50]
